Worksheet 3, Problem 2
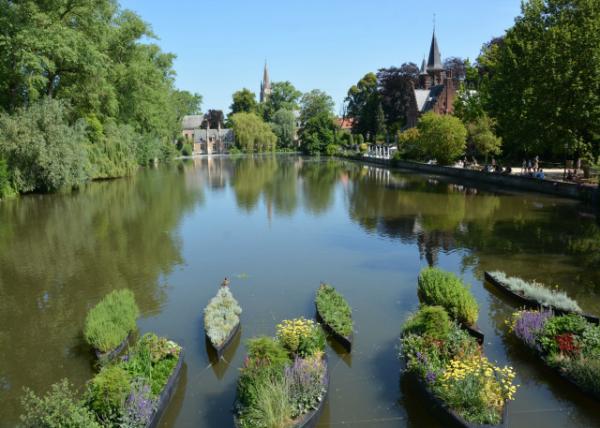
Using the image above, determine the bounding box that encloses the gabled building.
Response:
[406,31,457,128]
[181,115,234,155]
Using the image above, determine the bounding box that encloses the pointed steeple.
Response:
[420,57,428,75]
[426,31,443,72]
[260,60,272,103]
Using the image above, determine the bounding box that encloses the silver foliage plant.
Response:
[489,271,582,313]
[204,287,242,346]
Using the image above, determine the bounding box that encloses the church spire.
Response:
[426,30,443,72]
[260,61,272,103]
[420,56,428,75]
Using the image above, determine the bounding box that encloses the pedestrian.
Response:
[527,159,532,174]
[521,159,526,174]
[534,155,539,172]
[491,157,496,168]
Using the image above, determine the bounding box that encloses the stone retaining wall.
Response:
[343,155,599,204]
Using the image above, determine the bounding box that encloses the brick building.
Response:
[406,31,457,128]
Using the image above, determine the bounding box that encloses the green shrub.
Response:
[20,379,101,428]
[402,306,452,340]
[0,157,14,199]
[276,318,325,357]
[84,289,139,353]
[538,314,588,355]
[417,112,467,165]
[181,143,193,156]
[417,267,479,325]
[358,142,368,153]
[247,337,289,368]
[488,271,581,313]
[204,287,242,347]
[325,144,340,156]
[315,283,353,337]
[85,365,132,423]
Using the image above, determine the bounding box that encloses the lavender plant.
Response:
[120,380,157,428]
[285,353,327,418]
[512,310,552,350]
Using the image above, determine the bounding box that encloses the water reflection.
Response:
[0,166,203,423]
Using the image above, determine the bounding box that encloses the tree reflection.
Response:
[0,165,202,422]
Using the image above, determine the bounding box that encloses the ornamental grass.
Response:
[489,271,581,313]
[204,286,242,347]
[400,306,518,425]
[236,318,327,428]
[417,267,479,326]
[315,283,353,337]
[84,289,139,353]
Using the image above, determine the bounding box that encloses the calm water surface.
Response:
[1,155,600,428]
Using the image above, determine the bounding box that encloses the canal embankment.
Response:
[341,154,600,205]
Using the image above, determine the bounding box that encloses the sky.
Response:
[119,0,523,115]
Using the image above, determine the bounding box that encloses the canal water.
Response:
[1,155,599,427]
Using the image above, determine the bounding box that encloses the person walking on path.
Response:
[522,159,526,174]
[534,155,539,172]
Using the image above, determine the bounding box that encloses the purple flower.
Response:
[425,371,437,384]
[415,351,427,365]
[514,311,551,350]
[121,380,156,426]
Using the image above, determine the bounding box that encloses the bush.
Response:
[315,283,353,337]
[86,365,132,423]
[20,379,100,428]
[84,289,139,353]
[246,337,290,368]
[417,112,467,165]
[397,127,422,160]
[538,314,588,355]
[417,267,479,326]
[325,144,340,156]
[181,143,193,156]
[402,306,452,340]
[204,287,242,347]
[238,374,292,428]
[489,271,581,313]
[0,157,14,199]
[358,143,368,153]
[0,98,90,193]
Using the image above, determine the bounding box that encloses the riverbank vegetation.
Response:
[84,289,139,356]
[235,318,327,428]
[315,283,353,338]
[204,286,242,348]
[489,271,582,313]
[509,310,600,396]
[400,306,517,425]
[417,267,479,326]
[0,0,201,197]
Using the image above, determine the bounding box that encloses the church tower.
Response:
[426,31,445,86]
[260,61,272,103]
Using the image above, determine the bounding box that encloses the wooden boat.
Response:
[206,321,241,359]
[400,357,508,428]
[147,348,184,428]
[93,331,132,361]
[315,285,353,352]
[234,355,329,428]
[484,272,599,324]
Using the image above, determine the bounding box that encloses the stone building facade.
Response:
[181,115,234,155]
[406,31,457,128]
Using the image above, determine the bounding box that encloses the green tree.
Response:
[480,0,600,159]
[230,89,257,115]
[375,102,387,140]
[397,127,422,160]
[377,64,420,133]
[261,81,302,121]
[467,115,502,161]
[418,112,467,165]
[230,112,277,152]
[299,90,337,154]
[345,72,379,138]
[269,108,296,148]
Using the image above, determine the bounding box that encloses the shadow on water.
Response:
[206,328,242,380]
[324,335,352,368]
[158,363,188,428]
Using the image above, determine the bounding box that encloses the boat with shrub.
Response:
[315,283,353,351]
[84,288,139,361]
[485,271,599,324]
[234,317,329,428]
[509,309,600,400]
[399,306,517,428]
[87,333,183,428]
[418,268,484,343]
[204,280,242,358]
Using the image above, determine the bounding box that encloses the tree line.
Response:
[0,0,202,198]
[344,0,600,167]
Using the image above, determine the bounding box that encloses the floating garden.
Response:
[400,306,518,426]
[315,283,353,351]
[235,317,328,428]
[204,283,242,357]
[509,310,600,399]
[84,289,139,360]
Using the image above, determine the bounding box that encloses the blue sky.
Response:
[120,0,522,115]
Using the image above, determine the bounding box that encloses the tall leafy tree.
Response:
[229,89,257,115]
[481,0,600,159]
[261,81,302,121]
[418,112,467,165]
[377,64,419,132]
[269,109,296,148]
[299,90,337,154]
[345,72,379,138]
[230,112,276,152]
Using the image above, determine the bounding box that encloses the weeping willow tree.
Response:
[230,112,277,152]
